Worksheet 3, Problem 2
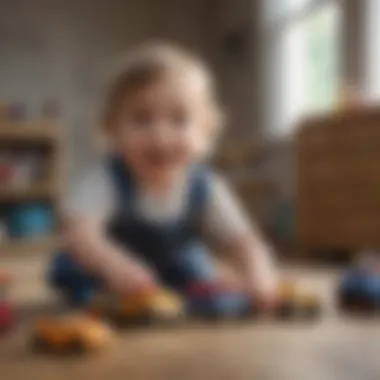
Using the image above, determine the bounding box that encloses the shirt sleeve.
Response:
[64,163,116,226]
[204,174,254,244]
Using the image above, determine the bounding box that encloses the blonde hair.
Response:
[102,42,224,134]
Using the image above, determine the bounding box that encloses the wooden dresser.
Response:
[296,106,380,252]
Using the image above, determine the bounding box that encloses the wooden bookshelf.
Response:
[0,121,64,256]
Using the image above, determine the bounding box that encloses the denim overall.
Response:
[49,157,252,317]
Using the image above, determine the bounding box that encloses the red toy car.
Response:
[0,271,14,334]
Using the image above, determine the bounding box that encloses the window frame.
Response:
[260,0,352,140]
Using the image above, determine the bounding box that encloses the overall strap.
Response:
[108,157,211,225]
[187,165,211,226]
[107,156,134,209]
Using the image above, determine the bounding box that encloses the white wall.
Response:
[0,0,212,191]
[364,0,380,101]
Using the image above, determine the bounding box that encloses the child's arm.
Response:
[63,217,156,293]
[62,165,156,294]
[205,175,278,307]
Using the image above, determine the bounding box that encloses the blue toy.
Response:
[9,203,54,239]
[339,253,380,312]
[185,282,255,320]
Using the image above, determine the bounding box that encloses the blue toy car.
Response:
[339,267,380,312]
[185,282,255,320]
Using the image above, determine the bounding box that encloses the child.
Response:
[50,43,277,315]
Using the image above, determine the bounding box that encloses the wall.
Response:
[364,0,380,100]
[211,0,261,139]
[0,0,213,191]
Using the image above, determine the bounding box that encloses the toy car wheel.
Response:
[69,339,87,355]
[275,302,297,320]
[355,298,377,314]
[228,303,256,322]
[339,292,376,314]
[300,304,321,320]
[110,311,151,328]
[207,310,225,322]
[338,292,352,311]
[149,309,186,327]
[338,292,363,313]
[30,335,48,353]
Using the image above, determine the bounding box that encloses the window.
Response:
[365,0,380,102]
[263,0,342,137]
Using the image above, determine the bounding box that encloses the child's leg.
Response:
[49,251,101,306]
[163,242,253,318]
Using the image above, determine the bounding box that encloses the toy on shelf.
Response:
[9,103,27,121]
[274,280,321,320]
[30,314,113,355]
[0,103,8,120]
[0,271,15,334]
[41,100,60,121]
[90,287,185,326]
[338,252,380,313]
[0,102,27,122]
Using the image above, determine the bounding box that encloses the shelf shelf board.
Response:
[0,122,60,143]
[0,183,59,202]
[0,236,59,256]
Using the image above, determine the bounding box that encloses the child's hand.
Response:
[247,246,278,312]
[218,261,278,311]
[249,269,278,312]
[104,261,157,295]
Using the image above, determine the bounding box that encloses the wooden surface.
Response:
[3,319,380,380]
[1,262,380,380]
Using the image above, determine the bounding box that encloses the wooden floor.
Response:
[1,259,380,380]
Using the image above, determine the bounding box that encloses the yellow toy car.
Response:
[275,281,321,320]
[91,288,185,326]
[31,314,113,354]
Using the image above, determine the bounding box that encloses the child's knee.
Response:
[48,251,97,290]
[49,251,79,287]
[48,251,99,306]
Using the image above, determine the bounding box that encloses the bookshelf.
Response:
[0,122,64,256]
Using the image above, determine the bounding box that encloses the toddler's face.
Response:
[113,76,210,181]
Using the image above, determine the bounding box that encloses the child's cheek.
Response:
[188,127,212,161]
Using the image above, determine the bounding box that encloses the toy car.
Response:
[275,281,321,320]
[338,269,380,313]
[90,287,185,326]
[30,315,112,354]
[338,252,380,314]
[185,282,255,320]
[0,271,15,334]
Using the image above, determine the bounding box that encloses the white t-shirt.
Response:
[65,163,253,244]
